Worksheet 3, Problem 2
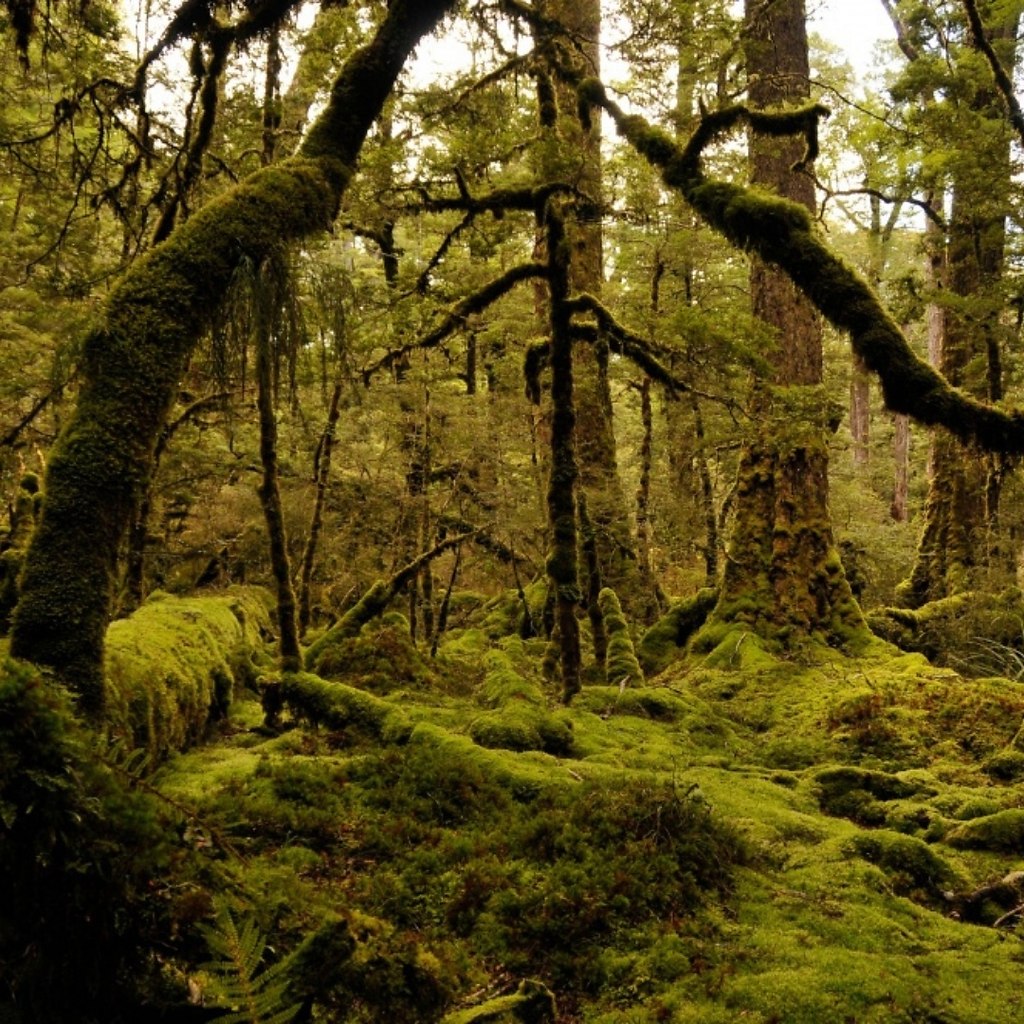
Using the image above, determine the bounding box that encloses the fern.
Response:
[200,904,301,1024]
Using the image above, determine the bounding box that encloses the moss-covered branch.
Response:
[579,78,1024,455]
[9,0,459,714]
[304,530,476,668]
[361,263,548,383]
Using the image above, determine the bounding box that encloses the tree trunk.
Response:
[9,0,459,714]
[891,413,910,523]
[713,0,861,645]
[539,0,643,609]
[298,381,343,637]
[904,16,1018,606]
[544,199,582,702]
[255,277,301,673]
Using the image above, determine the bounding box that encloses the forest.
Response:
[6,0,1024,1020]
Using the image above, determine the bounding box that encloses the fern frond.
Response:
[199,904,301,1024]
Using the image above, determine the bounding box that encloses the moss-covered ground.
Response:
[122,608,1024,1022]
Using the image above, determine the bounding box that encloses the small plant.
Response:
[199,903,301,1024]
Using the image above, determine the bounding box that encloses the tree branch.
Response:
[961,0,1024,152]
[580,77,1024,455]
[360,262,548,383]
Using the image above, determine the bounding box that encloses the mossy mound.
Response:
[846,829,959,899]
[309,620,444,694]
[598,587,644,687]
[470,705,574,756]
[946,809,1024,852]
[470,647,573,755]
[104,588,272,763]
[637,587,717,676]
[869,587,1024,675]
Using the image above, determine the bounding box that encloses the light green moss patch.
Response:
[104,588,272,763]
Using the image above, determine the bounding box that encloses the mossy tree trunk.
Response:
[544,199,583,703]
[298,381,342,637]
[539,0,646,613]
[254,266,301,673]
[904,14,1018,606]
[713,0,861,644]
[8,0,459,715]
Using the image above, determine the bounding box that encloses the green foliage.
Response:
[442,979,555,1023]
[200,904,302,1024]
[0,658,174,1020]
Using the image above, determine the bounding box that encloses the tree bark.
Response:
[539,0,643,609]
[544,199,582,702]
[254,277,301,672]
[713,0,861,644]
[298,381,342,637]
[904,14,1018,606]
[9,0,459,715]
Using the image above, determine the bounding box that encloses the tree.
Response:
[708,0,862,645]
[895,1,1021,605]
[9,0,460,714]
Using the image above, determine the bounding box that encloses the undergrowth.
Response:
[8,602,1024,1022]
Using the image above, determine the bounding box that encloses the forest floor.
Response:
[144,596,1024,1024]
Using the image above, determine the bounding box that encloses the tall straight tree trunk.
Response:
[539,0,644,609]
[904,16,1018,606]
[713,0,861,644]
[544,199,582,702]
[254,276,301,673]
[9,0,459,714]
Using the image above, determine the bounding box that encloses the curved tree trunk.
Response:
[9,0,458,715]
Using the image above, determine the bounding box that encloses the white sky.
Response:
[809,0,897,77]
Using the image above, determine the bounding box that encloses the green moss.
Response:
[983,747,1024,780]
[598,587,644,686]
[263,671,412,743]
[470,705,574,756]
[637,588,717,675]
[846,830,957,898]
[946,809,1024,851]
[310,621,441,694]
[104,588,272,763]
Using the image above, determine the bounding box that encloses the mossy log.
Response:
[9,0,460,716]
[637,587,717,676]
[261,670,412,742]
[441,980,556,1024]
[104,589,272,763]
[578,79,1024,456]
